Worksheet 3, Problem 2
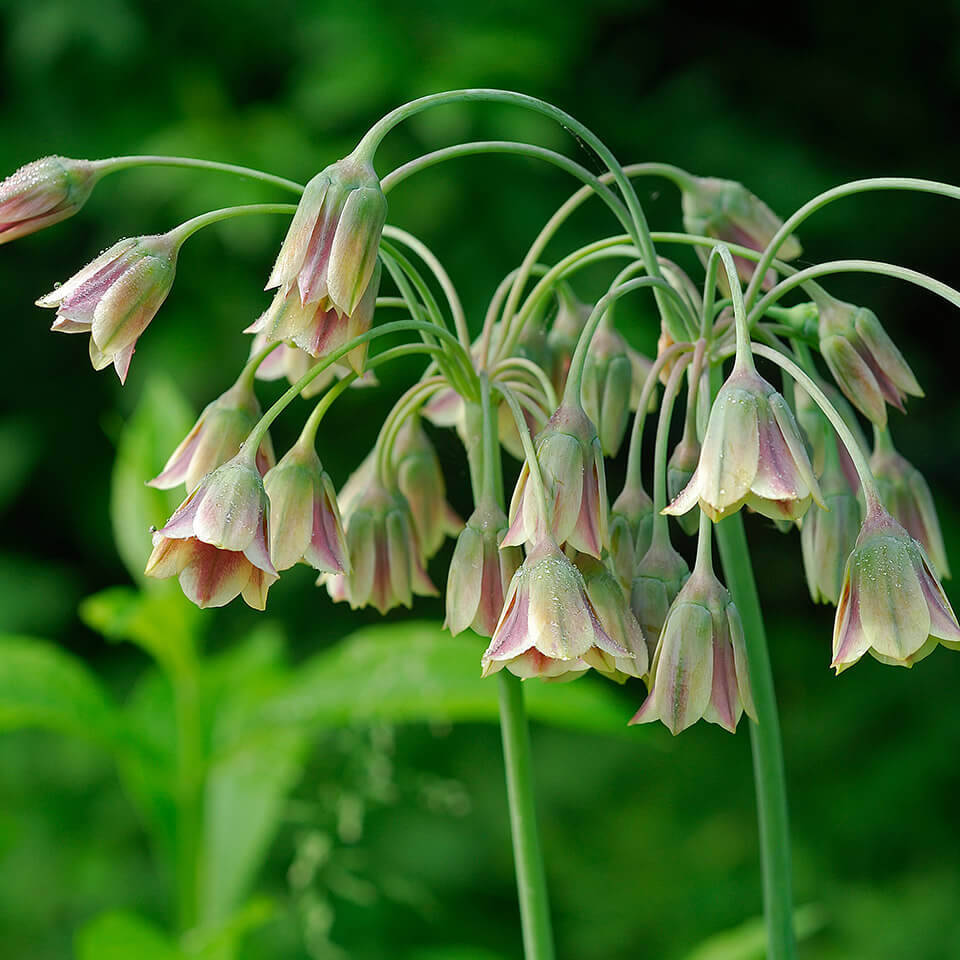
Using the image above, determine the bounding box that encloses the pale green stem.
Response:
[743,176,960,312]
[491,357,558,413]
[478,373,502,503]
[650,354,693,547]
[94,155,305,194]
[167,203,296,244]
[693,506,714,575]
[382,224,470,352]
[748,259,960,325]
[713,243,754,375]
[750,343,881,508]
[374,378,448,485]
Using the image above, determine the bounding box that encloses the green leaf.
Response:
[252,621,632,735]
[110,375,195,584]
[681,905,826,960]
[79,584,202,674]
[0,635,116,743]
[75,911,184,960]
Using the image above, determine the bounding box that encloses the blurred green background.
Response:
[2,0,960,957]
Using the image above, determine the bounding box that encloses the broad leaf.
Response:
[110,375,194,584]
[0,635,116,743]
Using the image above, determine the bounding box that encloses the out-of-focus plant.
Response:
[4,88,960,959]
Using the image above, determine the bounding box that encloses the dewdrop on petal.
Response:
[831,504,960,672]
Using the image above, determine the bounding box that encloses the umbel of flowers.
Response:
[6,89,960,960]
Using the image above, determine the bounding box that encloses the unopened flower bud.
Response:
[574,552,648,682]
[250,260,380,374]
[446,499,522,638]
[0,156,100,244]
[815,292,922,427]
[794,380,866,495]
[264,440,350,574]
[631,568,756,734]
[667,432,701,536]
[871,430,949,579]
[502,403,609,558]
[665,367,823,523]
[324,476,436,614]
[832,505,960,672]
[547,292,589,396]
[609,482,655,590]
[267,153,386,317]
[148,374,275,492]
[37,233,180,383]
[144,452,277,610]
[630,540,690,659]
[681,176,801,291]
[481,537,628,681]
[393,418,461,559]
[581,326,635,457]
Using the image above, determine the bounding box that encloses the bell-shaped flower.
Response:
[393,418,461,559]
[871,429,950,579]
[814,292,922,427]
[144,451,277,610]
[148,374,275,492]
[264,440,350,574]
[502,403,608,558]
[1,155,100,244]
[664,367,823,523]
[37,233,180,383]
[574,552,648,682]
[608,481,654,591]
[480,537,628,681]
[630,538,690,659]
[445,499,523,638]
[832,504,960,672]
[249,260,380,375]
[581,325,635,457]
[681,176,801,290]
[631,567,756,734]
[323,477,437,614]
[800,444,863,605]
[267,152,386,316]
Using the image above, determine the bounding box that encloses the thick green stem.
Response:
[497,673,556,960]
[714,512,796,960]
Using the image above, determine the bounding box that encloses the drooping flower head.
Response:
[144,451,277,610]
[148,373,275,492]
[870,428,950,579]
[831,504,960,673]
[267,152,386,317]
[264,440,350,574]
[681,176,801,290]
[0,156,100,244]
[631,566,756,734]
[323,473,436,615]
[502,403,609,558]
[814,291,922,427]
[445,499,523,638]
[481,537,628,681]
[37,233,181,383]
[665,366,823,523]
[249,259,381,374]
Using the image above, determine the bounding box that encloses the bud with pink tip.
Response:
[323,477,436,614]
[264,440,350,574]
[37,233,180,383]
[681,176,801,290]
[445,499,523,638]
[144,451,277,610]
[664,367,823,524]
[631,567,756,734]
[249,260,380,374]
[148,374,275,492]
[574,552,648,682]
[815,292,922,428]
[0,156,100,244]
[481,537,629,681]
[832,504,960,672]
[502,403,609,558]
[870,428,950,579]
[267,152,386,317]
